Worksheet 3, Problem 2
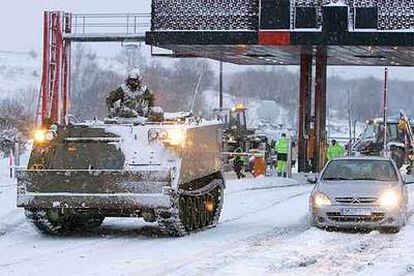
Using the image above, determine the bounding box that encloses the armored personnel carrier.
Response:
[17,117,225,236]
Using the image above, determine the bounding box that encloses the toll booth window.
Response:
[388,124,398,141]
[361,124,376,139]
[230,112,246,128]
[377,124,399,142]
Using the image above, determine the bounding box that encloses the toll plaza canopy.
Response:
[146,0,414,66]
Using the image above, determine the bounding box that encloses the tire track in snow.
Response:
[151,190,312,275]
[222,189,310,224]
[164,222,311,276]
[266,217,414,275]
[0,218,167,271]
[226,183,313,196]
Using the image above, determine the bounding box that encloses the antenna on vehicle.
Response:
[189,60,207,115]
[382,67,389,157]
[189,74,203,115]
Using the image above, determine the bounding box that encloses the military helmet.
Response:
[126,68,143,81]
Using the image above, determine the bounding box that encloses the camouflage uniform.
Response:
[106,83,155,118]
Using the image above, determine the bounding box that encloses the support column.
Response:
[219,61,223,109]
[298,47,313,172]
[314,46,327,171]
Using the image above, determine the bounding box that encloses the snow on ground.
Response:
[0,158,413,276]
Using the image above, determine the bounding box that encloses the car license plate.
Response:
[342,208,371,216]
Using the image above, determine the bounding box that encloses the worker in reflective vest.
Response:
[275,133,289,177]
[326,139,345,160]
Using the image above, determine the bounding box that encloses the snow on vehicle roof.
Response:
[73,117,221,129]
[330,156,393,162]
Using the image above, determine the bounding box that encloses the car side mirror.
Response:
[307,176,318,184]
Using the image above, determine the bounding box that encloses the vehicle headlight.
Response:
[165,128,186,146]
[33,129,55,144]
[148,128,186,146]
[379,190,400,208]
[34,129,46,143]
[313,192,332,207]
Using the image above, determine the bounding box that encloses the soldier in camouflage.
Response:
[106,69,155,118]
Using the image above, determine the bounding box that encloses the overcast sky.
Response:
[0,0,150,51]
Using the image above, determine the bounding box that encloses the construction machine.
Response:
[218,104,269,175]
[352,114,414,173]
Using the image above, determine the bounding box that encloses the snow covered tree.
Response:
[0,99,32,157]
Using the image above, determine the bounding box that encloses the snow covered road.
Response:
[0,158,413,275]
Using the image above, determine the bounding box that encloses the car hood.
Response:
[318,180,399,198]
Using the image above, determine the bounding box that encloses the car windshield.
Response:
[322,160,398,182]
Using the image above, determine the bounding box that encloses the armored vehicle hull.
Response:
[17,120,225,236]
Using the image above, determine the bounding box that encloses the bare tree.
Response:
[70,45,123,120]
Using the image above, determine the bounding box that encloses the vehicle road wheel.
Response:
[380,227,401,234]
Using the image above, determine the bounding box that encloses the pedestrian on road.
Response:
[233,147,246,179]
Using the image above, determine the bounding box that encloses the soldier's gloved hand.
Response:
[113,99,121,109]
[122,106,138,117]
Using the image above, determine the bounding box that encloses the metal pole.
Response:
[219,61,223,109]
[9,149,13,178]
[41,12,50,125]
[287,135,293,178]
[347,88,352,156]
[383,67,388,157]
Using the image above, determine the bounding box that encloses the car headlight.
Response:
[379,190,400,208]
[313,192,332,207]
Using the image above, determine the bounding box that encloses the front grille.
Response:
[327,212,385,223]
[335,197,378,205]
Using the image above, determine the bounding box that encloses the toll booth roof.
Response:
[146,0,414,66]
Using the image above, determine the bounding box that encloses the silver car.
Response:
[309,156,409,232]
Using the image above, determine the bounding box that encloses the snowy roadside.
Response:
[0,158,21,237]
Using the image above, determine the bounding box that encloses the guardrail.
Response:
[71,13,150,34]
[65,13,151,42]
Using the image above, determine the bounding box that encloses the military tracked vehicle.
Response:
[17,117,225,236]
